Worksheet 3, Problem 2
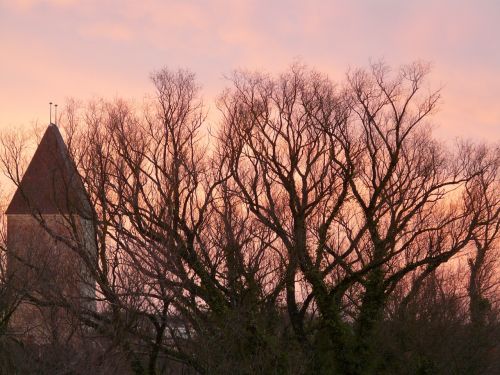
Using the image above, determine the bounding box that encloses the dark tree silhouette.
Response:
[0,63,498,375]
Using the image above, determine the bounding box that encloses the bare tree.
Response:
[0,63,498,375]
[54,69,293,374]
[463,142,500,326]
[217,62,490,373]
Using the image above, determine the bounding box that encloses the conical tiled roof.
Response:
[6,124,91,216]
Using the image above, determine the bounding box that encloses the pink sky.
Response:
[1,0,499,141]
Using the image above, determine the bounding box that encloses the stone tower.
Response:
[6,123,97,343]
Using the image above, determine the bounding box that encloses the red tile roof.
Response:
[6,124,91,216]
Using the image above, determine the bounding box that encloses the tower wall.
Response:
[7,214,97,343]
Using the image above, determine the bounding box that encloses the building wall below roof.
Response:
[7,213,97,344]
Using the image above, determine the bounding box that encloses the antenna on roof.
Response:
[49,102,53,124]
[54,104,58,125]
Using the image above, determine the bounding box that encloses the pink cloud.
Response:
[79,23,133,42]
[0,0,498,142]
[7,0,77,11]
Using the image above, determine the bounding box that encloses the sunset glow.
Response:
[1,1,499,140]
[1,2,499,373]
